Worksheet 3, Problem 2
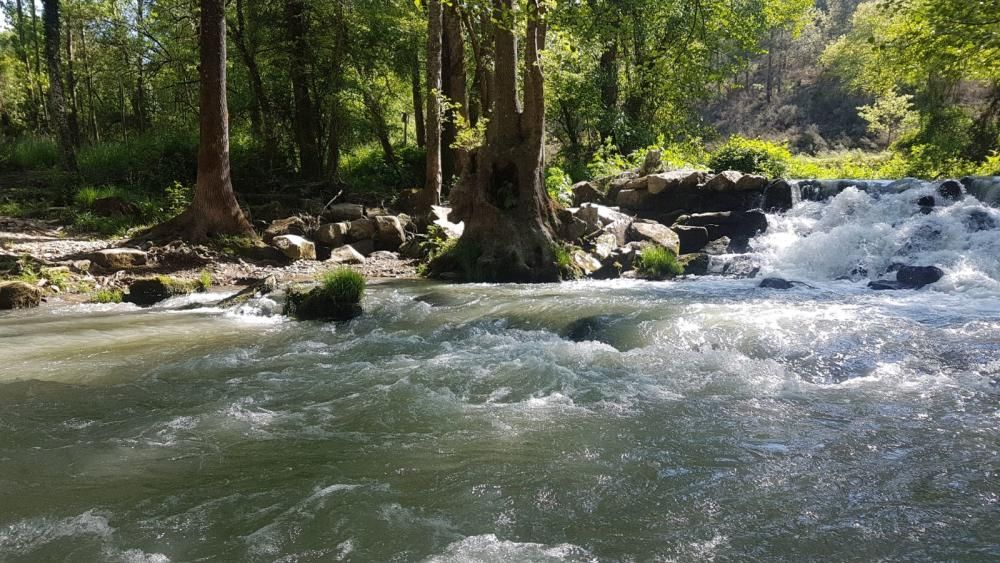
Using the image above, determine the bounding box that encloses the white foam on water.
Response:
[425,534,596,562]
[0,510,113,554]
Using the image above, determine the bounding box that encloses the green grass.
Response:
[318,268,366,304]
[198,270,213,290]
[91,289,124,304]
[637,245,683,280]
[73,185,128,208]
[552,243,578,280]
[10,136,59,170]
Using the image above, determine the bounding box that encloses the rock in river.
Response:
[0,281,42,309]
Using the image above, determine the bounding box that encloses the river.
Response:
[1,184,999,561]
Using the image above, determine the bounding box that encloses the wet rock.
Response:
[868,280,908,291]
[315,222,350,247]
[124,276,202,307]
[674,225,710,254]
[678,253,710,276]
[897,265,944,288]
[761,179,797,211]
[572,181,604,206]
[937,179,964,200]
[703,171,743,192]
[323,203,365,222]
[964,209,997,231]
[217,276,277,308]
[285,285,362,322]
[263,216,309,243]
[373,216,407,251]
[917,195,935,214]
[703,236,732,255]
[90,248,148,270]
[272,234,317,261]
[675,210,768,239]
[0,281,42,309]
[328,245,366,264]
[759,277,795,289]
[628,221,680,256]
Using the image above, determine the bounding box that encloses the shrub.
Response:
[198,269,213,290]
[545,166,574,207]
[77,129,198,190]
[91,289,123,304]
[709,136,791,177]
[10,136,59,170]
[636,245,683,280]
[318,268,366,304]
[340,144,426,198]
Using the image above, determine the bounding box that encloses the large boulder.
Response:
[703,171,743,192]
[673,225,710,254]
[897,265,944,288]
[628,221,680,256]
[675,210,768,240]
[272,235,317,261]
[577,203,632,245]
[324,203,365,222]
[263,216,309,243]
[735,174,768,192]
[647,169,705,195]
[90,248,148,270]
[592,232,619,260]
[625,176,650,190]
[285,285,362,322]
[348,217,377,241]
[761,179,797,211]
[677,253,710,276]
[937,180,964,201]
[571,250,602,276]
[0,281,42,309]
[617,188,651,210]
[314,222,350,247]
[572,181,604,206]
[328,245,366,265]
[124,276,201,307]
[373,216,407,251]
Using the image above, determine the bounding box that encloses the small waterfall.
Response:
[748,179,1000,292]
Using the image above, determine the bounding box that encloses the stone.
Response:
[616,188,651,210]
[352,239,375,256]
[675,210,768,239]
[314,222,350,246]
[579,203,632,245]
[703,236,732,255]
[647,169,704,195]
[572,181,604,206]
[937,180,964,200]
[373,216,407,251]
[703,171,743,192]
[592,232,619,260]
[625,176,649,191]
[285,285,363,322]
[735,174,768,192]
[571,250,602,276]
[399,238,425,259]
[272,235,317,261]
[324,203,365,222]
[124,276,201,307]
[917,195,935,208]
[90,248,148,270]
[263,216,308,243]
[328,245,366,264]
[673,225,710,254]
[639,149,663,176]
[218,276,277,308]
[759,277,795,289]
[348,218,377,241]
[761,179,797,211]
[677,253,710,276]
[628,221,681,256]
[868,280,909,291]
[369,251,399,260]
[964,209,997,231]
[0,281,42,309]
[897,265,944,288]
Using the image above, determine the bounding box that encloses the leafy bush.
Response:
[165,181,192,216]
[340,144,426,198]
[709,136,791,177]
[545,166,574,207]
[318,268,366,304]
[636,245,683,280]
[9,136,59,170]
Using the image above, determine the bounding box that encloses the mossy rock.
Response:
[124,276,203,307]
[0,281,42,310]
[284,284,362,322]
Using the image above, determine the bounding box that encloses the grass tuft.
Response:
[636,245,683,280]
[318,268,366,304]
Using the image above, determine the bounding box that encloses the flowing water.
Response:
[2,185,1000,562]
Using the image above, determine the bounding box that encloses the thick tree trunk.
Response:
[42,0,76,172]
[141,0,254,243]
[416,0,443,215]
[411,46,426,148]
[442,0,559,283]
[285,0,321,178]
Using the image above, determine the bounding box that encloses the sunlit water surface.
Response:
[1,276,998,561]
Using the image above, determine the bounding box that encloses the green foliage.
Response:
[165,181,193,216]
[77,130,198,190]
[857,89,918,146]
[552,243,578,280]
[69,212,139,237]
[9,136,59,170]
[709,136,791,177]
[213,234,259,256]
[91,289,124,304]
[545,167,574,207]
[340,144,426,197]
[73,185,126,208]
[636,245,683,280]
[318,268,366,304]
[198,270,213,290]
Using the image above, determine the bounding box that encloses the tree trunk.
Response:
[362,88,396,165]
[442,0,559,283]
[285,0,321,178]
[78,23,99,142]
[15,0,41,129]
[42,0,76,172]
[411,45,426,148]
[441,3,468,186]
[416,0,443,215]
[134,0,148,132]
[597,41,618,141]
[232,0,278,166]
[65,17,81,147]
[142,0,254,243]
[31,4,48,126]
